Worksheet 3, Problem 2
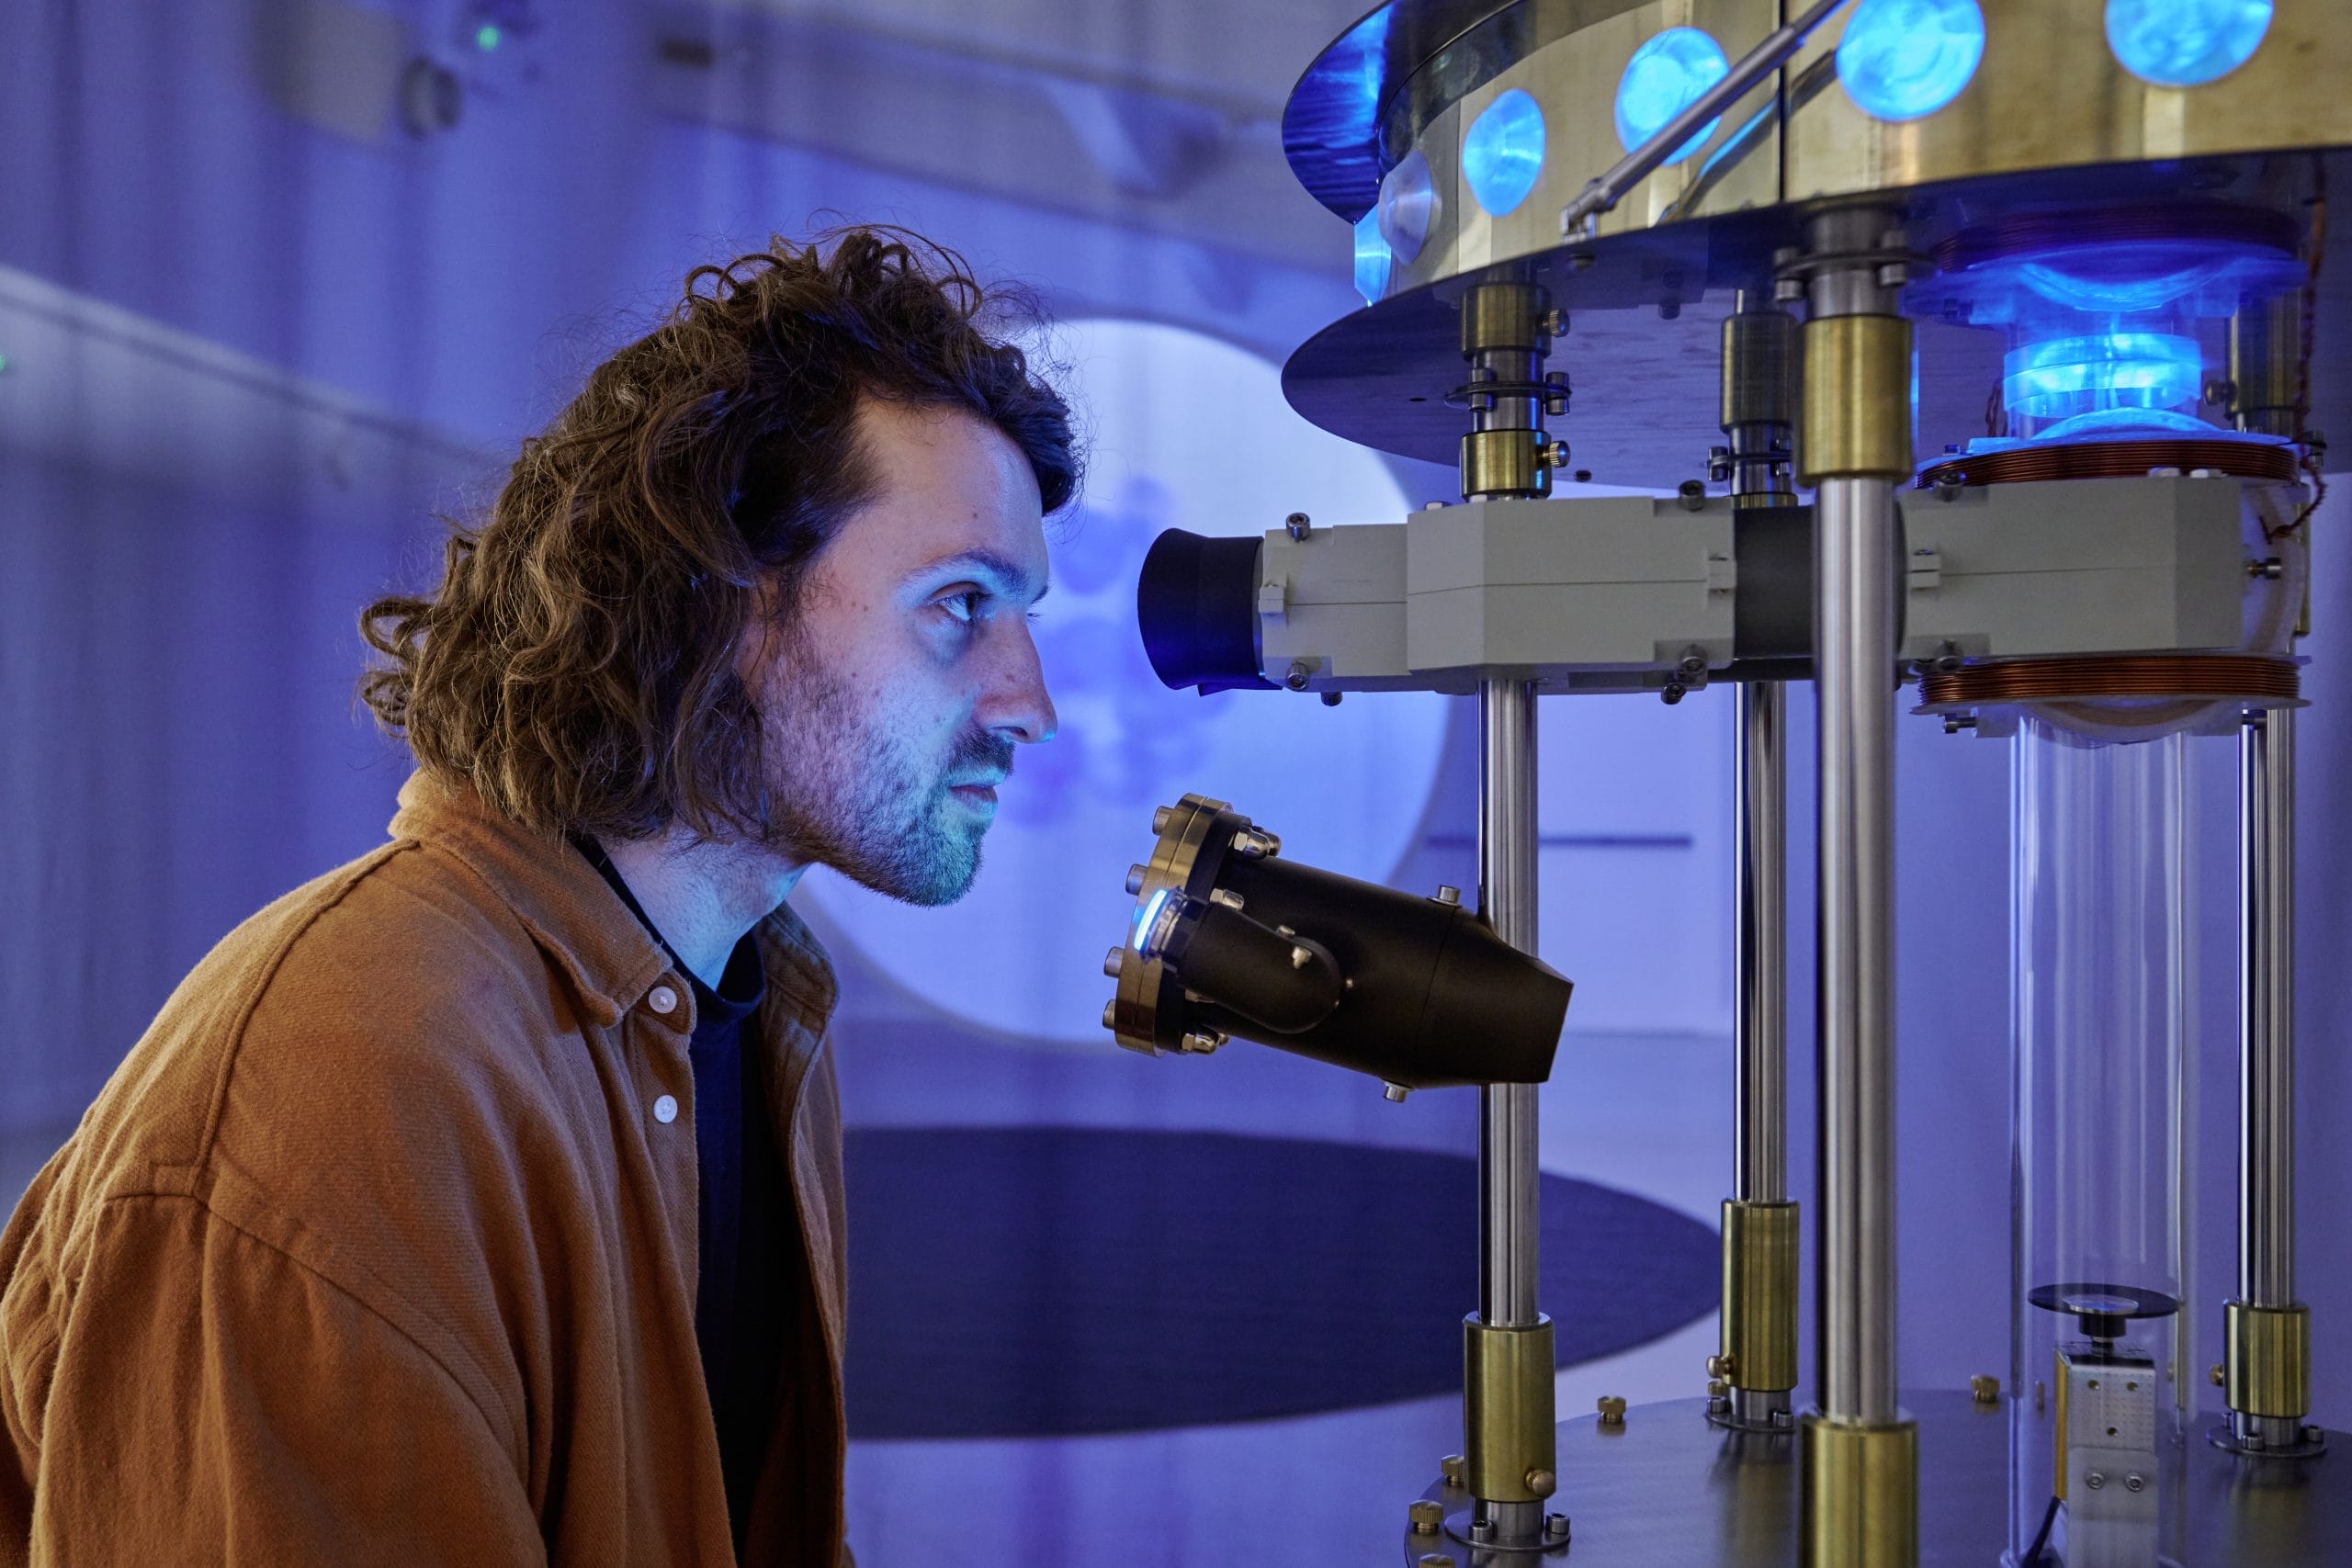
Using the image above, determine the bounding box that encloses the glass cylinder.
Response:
[2008,721,2200,1568]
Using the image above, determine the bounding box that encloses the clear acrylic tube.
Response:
[2009,721,2198,1568]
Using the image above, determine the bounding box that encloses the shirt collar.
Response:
[388,770,838,1028]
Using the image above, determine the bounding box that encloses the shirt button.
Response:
[653,1094,679,1124]
[649,985,680,1017]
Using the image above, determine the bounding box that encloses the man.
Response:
[0,230,1074,1565]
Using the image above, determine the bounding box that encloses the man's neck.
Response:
[596,827,807,989]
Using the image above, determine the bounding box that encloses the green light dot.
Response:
[474,22,502,51]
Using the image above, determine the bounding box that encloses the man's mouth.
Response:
[947,774,1005,811]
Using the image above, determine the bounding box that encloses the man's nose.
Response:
[987,620,1057,745]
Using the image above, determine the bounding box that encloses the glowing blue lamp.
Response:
[2002,331,2204,430]
[1614,28,1730,164]
[1352,209,1392,305]
[1837,0,1987,122]
[1463,89,1546,217]
[2106,0,2273,86]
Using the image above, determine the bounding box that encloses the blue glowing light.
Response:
[1353,210,1392,304]
[1613,28,1729,164]
[2002,332,2203,425]
[2107,0,2272,85]
[1837,0,1986,122]
[1462,89,1546,217]
[1132,887,1175,953]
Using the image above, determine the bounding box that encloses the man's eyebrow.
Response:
[914,547,1049,604]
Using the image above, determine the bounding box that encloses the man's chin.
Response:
[832,823,985,908]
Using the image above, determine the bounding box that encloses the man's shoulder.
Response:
[69,834,589,1206]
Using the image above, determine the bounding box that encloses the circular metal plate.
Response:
[1404,1392,2349,1565]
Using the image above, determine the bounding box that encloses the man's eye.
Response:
[937,591,985,625]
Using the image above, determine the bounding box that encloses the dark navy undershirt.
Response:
[571,835,791,1549]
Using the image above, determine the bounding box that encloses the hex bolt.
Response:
[1408,1499,1443,1535]
[1102,947,1125,978]
[1544,1514,1572,1542]
[1524,1467,1556,1495]
[1284,660,1314,692]
[2124,1473,2144,1494]
[1232,828,1282,859]
[1285,512,1311,540]
[1597,1395,1628,1426]
[1125,863,1148,895]
[1934,475,1964,502]
[1209,886,1245,909]
[1971,1375,2001,1404]
[1432,885,1462,906]
[1677,479,1707,512]
[1440,1454,1467,1488]
[2304,1424,2327,1446]
[1383,1083,1410,1103]
[1179,1030,1227,1055]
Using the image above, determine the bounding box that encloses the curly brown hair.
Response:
[359,228,1080,843]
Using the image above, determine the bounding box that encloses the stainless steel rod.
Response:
[1814,472,1899,1425]
[1736,680,1788,1203]
[2240,709,2297,1307]
[1479,678,1542,1329]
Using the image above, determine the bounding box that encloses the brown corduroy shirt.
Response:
[0,772,852,1565]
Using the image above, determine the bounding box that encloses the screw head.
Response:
[1284,660,1313,692]
[1178,1029,1227,1055]
[1439,1453,1467,1487]
[2086,1472,2106,1490]
[1597,1395,1628,1425]
[1707,1379,1729,1398]
[2210,1363,2226,1387]
[1152,805,1172,835]
[1432,885,1462,906]
[1285,511,1311,540]
[1545,1514,1572,1540]
[1102,946,1125,977]
[1419,1556,1453,1568]
[1408,1499,1443,1534]
[1971,1374,2001,1404]
[1524,1467,1555,1495]
[1383,1082,1410,1103]
[1125,863,1148,895]
[1705,1353,1735,1379]
[1101,1000,1118,1030]
[1660,682,1686,706]
[2124,1472,2144,1493]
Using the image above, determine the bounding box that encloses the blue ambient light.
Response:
[2106,0,2272,86]
[1352,209,1392,305]
[1837,0,1986,122]
[2002,332,2203,427]
[1462,89,1546,217]
[1614,28,1730,164]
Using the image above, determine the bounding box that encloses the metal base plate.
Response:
[1404,1392,2347,1565]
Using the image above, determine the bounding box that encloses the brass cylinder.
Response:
[1460,428,1548,499]
[2229,293,2303,439]
[1463,1314,1558,1503]
[2225,1299,2312,1419]
[1800,1413,1917,1568]
[1460,282,1547,355]
[1722,1199,1800,1392]
[1799,314,1913,483]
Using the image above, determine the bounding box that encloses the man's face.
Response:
[741,399,1057,905]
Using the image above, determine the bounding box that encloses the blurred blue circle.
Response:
[1463,88,1546,217]
[1614,27,1730,165]
[1837,0,1986,122]
[2106,0,2272,86]
[1352,209,1391,304]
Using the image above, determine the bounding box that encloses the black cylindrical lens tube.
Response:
[1136,529,1272,693]
[1161,901,1343,1035]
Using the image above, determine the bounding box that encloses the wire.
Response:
[2278,154,2329,541]
[2020,1493,2060,1564]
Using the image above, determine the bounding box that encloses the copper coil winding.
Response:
[1919,655,2300,707]
[1916,438,2301,489]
